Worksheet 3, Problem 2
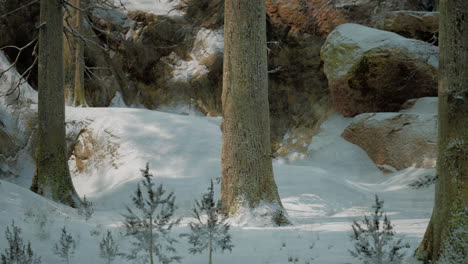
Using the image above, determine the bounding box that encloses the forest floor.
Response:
[0,104,435,264]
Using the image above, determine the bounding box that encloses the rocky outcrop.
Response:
[86,6,332,151]
[383,11,439,44]
[385,0,435,11]
[342,113,437,171]
[341,97,438,171]
[265,0,435,37]
[321,23,438,117]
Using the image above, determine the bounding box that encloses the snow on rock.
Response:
[321,23,439,117]
[0,52,37,179]
[121,0,182,16]
[341,97,437,171]
[162,52,209,83]
[191,27,224,65]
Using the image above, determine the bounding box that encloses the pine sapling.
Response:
[53,227,76,264]
[99,231,120,264]
[1,221,41,264]
[77,195,94,221]
[122,163,181,264]
[182,180,233,264]
[349,195,410,264]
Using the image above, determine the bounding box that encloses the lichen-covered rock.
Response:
[321,23,438,117]
[383,11,439,43]
[341,97,437,171]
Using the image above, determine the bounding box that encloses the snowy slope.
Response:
[0,100,435,263]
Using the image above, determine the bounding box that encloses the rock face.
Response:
[86,5,332,150]
[321,23,438,117]
[341,97,437,171]
[383,11,439,44]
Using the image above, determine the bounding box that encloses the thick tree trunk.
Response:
[415,0,468,262]
[221,0,285,217]
[31,0,79,206]
[72,0,88,107]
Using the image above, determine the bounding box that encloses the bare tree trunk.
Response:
[415,0,468,262]
[208,244,212,264]
[72,0,88,107]
[221,0,285,217]
[31,0,79,206]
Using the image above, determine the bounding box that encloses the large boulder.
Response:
[341,97,437,171]
[321,23,438,117]
[383,11,439,44]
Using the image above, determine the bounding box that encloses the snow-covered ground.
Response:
[0,101,434,263]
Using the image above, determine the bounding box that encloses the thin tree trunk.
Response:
[221,0,285,217]
[149,214,154,264]
[31,0,79,206]
[415,0,468,262]
[72,0,88,107]
[209,244,212,264]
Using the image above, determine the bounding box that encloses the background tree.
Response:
[71,0,88,107]
[415,0,468,262]
[221,0,286,219]
[30,0,80,206]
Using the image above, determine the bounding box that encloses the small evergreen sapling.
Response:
[53,226,76,264]
[349,195,410,264]
[77,195,94,221]
[122,164,181,264]
[1,221,41,264]
[99,231,120,264]
[182,180,233,264]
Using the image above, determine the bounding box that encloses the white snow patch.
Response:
[122,0,182,16]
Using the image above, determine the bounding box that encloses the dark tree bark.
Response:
[221,0,286,219]
[415,0,467,262]
[31,0,79,206]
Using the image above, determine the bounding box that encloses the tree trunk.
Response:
[415,0,468,262]
[149,214,154,264]
[31,0,79,206]
[72,0,88,107]
[221,0,285,217]
[209,244,212,264]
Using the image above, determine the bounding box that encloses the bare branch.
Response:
[0,0,38,18]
